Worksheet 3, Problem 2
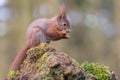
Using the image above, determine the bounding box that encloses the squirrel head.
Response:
[57,5,71,33]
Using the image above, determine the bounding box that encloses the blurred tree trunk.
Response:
[86,0,106,62]
[18,0,33,48]
[113,0,120,77]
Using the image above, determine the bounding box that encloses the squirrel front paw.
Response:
[61,30,67,35]
[60,30,70,39]
[64,33,70,39]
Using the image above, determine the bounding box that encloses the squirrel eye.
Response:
[63,23,66,26]
[63,23,66,27]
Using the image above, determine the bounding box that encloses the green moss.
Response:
[36,52,48,69]
[44,67,63,80]
[40,43,49,51]
[81,62,112,80]
[36,58,62,80]
[9,71,19,78]
[41,52,48,62]
[22,60,29,67]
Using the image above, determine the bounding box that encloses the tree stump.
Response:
[7,44,117,80]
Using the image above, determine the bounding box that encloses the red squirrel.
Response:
[10,6,71,71]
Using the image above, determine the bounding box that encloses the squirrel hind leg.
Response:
[27,26,42,48]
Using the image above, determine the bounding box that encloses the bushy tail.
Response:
[10,44,30,71]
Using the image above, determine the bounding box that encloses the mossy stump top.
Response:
[7,43,117,80]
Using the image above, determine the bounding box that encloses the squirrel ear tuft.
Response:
[57,5,66,20]
[59,5,66,16]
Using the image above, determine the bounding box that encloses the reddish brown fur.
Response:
[10,6,70,71]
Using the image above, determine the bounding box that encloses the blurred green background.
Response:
[0,0,120,79]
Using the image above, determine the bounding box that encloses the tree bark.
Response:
[6,44,117,80]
